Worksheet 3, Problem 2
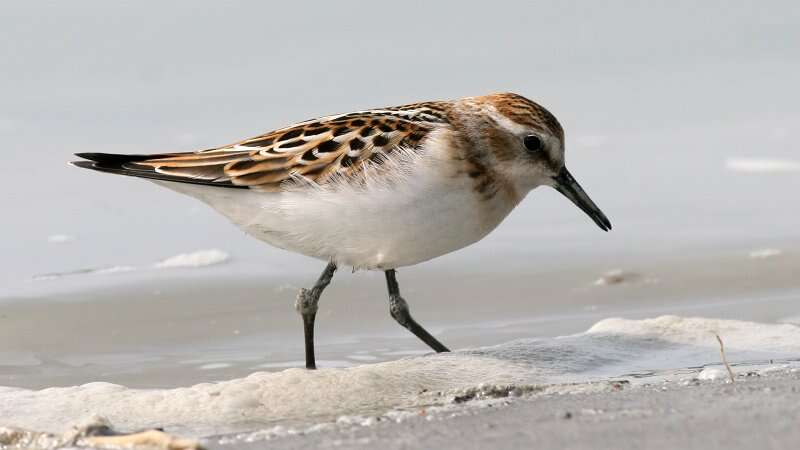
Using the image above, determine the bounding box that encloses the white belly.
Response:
[154,156,519,269]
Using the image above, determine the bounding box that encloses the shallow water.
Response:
[3,314,800,438]
[2,243,798,387]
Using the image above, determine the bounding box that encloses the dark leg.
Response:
[384,269,450,353]
[295,261,337,369]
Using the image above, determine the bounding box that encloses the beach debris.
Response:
[82,429,203,450]
[715,334,736,383]
[695,335,738,383]
[611,381,628,391]
[450,384,544,404]
[593,269,641,286]
[0,416,203,450]
[593,269,659,286]
[593,269,637,285]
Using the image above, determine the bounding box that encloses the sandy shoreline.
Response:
[2,243,798,389]
[210,367,800,450]
[1,240,799,449]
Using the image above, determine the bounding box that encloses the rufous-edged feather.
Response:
[88,104,451,191]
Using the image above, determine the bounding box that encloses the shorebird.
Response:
[72,92,611,369]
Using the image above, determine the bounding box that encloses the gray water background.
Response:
[1,1,798,297]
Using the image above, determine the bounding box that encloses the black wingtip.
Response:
[74,152,151,163]
[70,160,96,169]
[74,152,100,161]
[70,151,248,189]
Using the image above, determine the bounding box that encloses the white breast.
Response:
[154,142,520,270]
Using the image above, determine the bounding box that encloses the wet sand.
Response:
[225,367,800,450]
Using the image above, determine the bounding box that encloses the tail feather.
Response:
[71,152,246,189]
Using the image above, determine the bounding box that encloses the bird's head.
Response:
[471,92,611,231]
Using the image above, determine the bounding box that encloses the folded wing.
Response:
[73,106,447,192]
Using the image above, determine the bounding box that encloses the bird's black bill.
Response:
[553,167,612,232]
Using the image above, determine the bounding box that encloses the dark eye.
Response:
[523,135,543,152]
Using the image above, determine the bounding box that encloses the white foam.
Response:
[91,265,137,275]
[779,315,800,325]
[2,315,799,437]
[585,316,800,352]
[154,249,230,269]
[198,363,233,370]
[697,367,729,381]
[31,265,136,280]
[725,157,800,173]
[32,249,230,280]
[347,354,379,362]
[46,234,76,244]
[0,355,529,436]
[749,248,783,259]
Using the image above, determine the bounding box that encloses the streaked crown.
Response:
[482,92,564,142]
